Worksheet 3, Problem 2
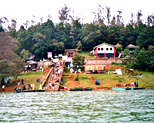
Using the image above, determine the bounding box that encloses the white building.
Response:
[93,43,116,58]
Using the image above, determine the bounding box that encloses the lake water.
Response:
[0,90,154,123]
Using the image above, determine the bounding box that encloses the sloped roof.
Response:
[85,58,122,65]
[127,44,136,47]
[94,42,115,49]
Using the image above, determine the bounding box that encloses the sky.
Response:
[0,0,154,28]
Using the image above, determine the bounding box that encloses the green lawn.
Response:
[78,51,95,58]
[11,72,46,90]
[62,70,154,89]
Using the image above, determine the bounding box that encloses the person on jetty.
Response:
[49,82,51,89]
[51,74,54,80]
[52,83,55,90]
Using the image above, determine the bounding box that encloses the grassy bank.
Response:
[62,69,154,89]
[78,51,95,58]
[11,71,46,90]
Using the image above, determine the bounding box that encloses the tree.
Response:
[106,6,111,25]
[20,49,32,62]
[58,4,71,24]
[123,49,129,56]
[77,41,82,51]
[72,54,85,66]
[93,5,105,26]
[0,32,24,80]
[0,59,10,78]
[137,10,143,26]
[116,45,123,53]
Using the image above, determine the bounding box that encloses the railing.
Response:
[42,67,53,88]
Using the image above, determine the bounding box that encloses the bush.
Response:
[64,67,69,72]
[81,66,85,71]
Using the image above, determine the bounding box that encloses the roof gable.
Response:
[94,42,115,49]
[127,44,136,47]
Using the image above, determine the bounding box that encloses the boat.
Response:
[112,84,145,90]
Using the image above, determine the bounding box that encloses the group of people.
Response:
[131,81,139,88]
[1,77,11,91]
[15,79,35,91]
[48,62,63,90]
[124,81,139,88]
[27,83,35,90]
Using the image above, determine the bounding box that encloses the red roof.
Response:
[127,44,136,47]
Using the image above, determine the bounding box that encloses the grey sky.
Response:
[1,0,154,27]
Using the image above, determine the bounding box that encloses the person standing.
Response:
[52,83,55,90]
[18,80,20,86]
[136,81,138,87]
[7,80,10,87]
[30,83,32,90]
[54,74,57,80]
[32,83,35,90]
[52,74,54,80]
[49,82,51,89]
[2,84,5,91]
[39,84,42,90]
[21,79,24,85]
[131,82,134,88]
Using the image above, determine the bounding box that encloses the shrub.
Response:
[64,67,69,72]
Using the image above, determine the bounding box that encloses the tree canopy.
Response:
[0,32,24,79]
[0,5,154,72]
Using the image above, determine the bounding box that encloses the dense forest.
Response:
[0,5,154,72]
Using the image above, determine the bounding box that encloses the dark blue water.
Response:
[0,90,154,122]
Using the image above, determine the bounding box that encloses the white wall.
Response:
[97,44,114,53]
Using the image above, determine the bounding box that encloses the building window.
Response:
[101,48,103,51]
[98,48,100,51]
[106,48,108,51]
[110,48,112,51]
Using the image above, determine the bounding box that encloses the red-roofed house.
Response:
[126,44,136,54]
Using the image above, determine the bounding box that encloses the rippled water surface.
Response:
[0,90,154,122]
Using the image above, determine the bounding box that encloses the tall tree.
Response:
[106,6,111,25]
[0,32,24,80]
[58,4,71,24]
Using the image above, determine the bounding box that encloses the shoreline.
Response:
[1,87,154,93]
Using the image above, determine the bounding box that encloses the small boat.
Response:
[112,84,145,90]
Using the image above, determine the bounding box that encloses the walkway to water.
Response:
[44,60,64,91]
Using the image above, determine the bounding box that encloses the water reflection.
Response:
[0,90,154,122]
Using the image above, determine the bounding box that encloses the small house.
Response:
[64,49,78,58]
[93,43,115,58]
[85,58,122,73]
[85,59,106,72]
[126,44,136,54]
[25,61,38,72]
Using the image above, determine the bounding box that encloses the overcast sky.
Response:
[0,0,154,27]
